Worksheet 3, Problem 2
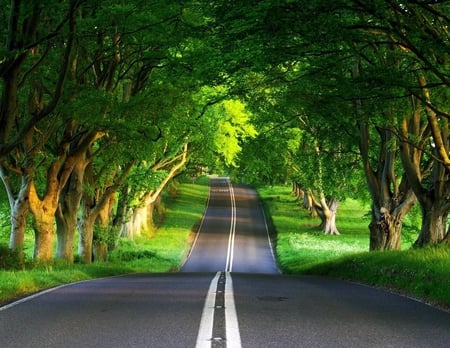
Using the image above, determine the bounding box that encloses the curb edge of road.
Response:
[0,274,128,312]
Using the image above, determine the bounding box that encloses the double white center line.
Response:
[195,179,241,348]
[195,272,241,348]
[225,180,237,273]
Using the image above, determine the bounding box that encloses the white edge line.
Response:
[0,283,69,312]
[195,271,221,348]
[183,180,212,265]
[260,200,282,274]
[225,272,242,347]
[0,274,125,312]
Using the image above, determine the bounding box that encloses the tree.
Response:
[350,0,450,246]
[0,1,83,262]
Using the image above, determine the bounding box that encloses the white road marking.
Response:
[195,272,242,348]
[183,182,212,263]
[260,201,282,274]
[225,179,237,272]
[225,272,242,347]
[195,272,221,348]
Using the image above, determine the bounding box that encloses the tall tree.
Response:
[0,1,83,261]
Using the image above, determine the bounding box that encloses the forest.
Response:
[0,0,449,266]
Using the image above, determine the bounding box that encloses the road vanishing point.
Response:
[1,177,449,347]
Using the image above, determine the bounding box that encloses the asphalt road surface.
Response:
[1,177,449,348]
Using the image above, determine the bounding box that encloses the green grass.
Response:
[0,177,210,305]
[258,185,450,310]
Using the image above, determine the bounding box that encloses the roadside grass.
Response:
[0,177,209,305]
[258,185,450,310]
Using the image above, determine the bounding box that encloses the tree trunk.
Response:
[443,224,450,244]
[321,197,340,235]
[8,182,30,255]
[93,243,108,262]
[369,206,404,250]
[9,201,28,252]
[303,190,318,217]
[55,156,87,262]
[154,194,165,226]
[32,215,56,263]
[113,185,129,228]
[292,182,304,200]
[0,168,31,259]
[414,203,447,247]
[55,218,76,263]
[92,194,116,262]
[29,180,60,263]
[78,209,95,264]
[121,208,136,240]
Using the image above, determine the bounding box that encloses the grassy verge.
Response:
[258,185,450,310]
[0,177,209,305]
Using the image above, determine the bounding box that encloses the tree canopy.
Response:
[0,0,448,264]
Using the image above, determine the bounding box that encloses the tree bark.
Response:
[78,208,95,264]
[369,206,404,250]
[320,196,340,235]
[93,194,116,262]
[32,214,56,263]
[55,161,86,263]
[414,201,448,247]
[56,157,88,262]
[0,175,31,257]
[29,180,60,263]
[443,224,450,244]
[9,197,28,253]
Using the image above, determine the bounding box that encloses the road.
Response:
[1,177,449,347]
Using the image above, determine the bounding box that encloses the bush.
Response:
[0,244,25,270]
[110,249,156,262]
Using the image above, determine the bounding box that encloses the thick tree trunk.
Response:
[55,180,78,262]
[121,208,136,240]
[303,190,318,217]
[113,185,129,228]
[8,182,30,254]
[443,224,450,244]
[55,157,87,262]
[55,218,76,263]
[123,203,154,239]
[33,215,56,263]
[92,195,116,262]
[0,169,31,258]
[369,206,403,250]
[414,204,447,247]
[29,180,60,263]
[154,194,165,226]
[78,210,95,264]
[292,182,304,200]
[9,202,28,252]
[93,243,108,262]
[321,197,340,235]
[55,206,77,262]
